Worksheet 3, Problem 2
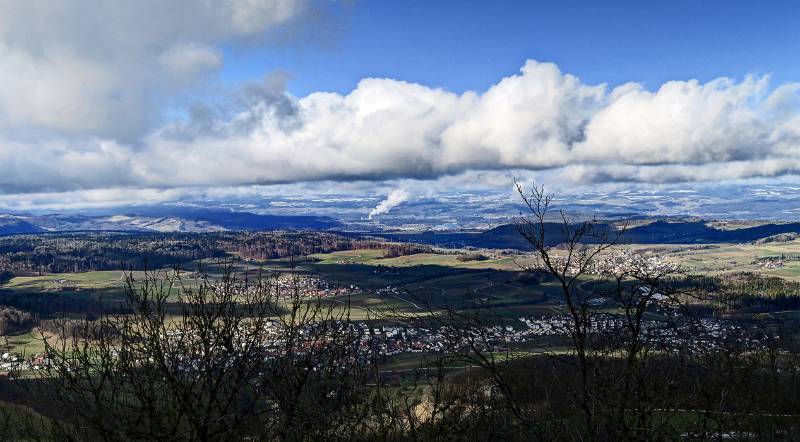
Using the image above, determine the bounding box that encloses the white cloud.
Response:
[0,187,187,212]
[572,76,775,164]
[2,20,800,201]
[226,0,307,33]
[440,61,606,170]
[0,43,121,134]
[135,61,604,187]
[0,136,136,194]
[0,0,312,140]
[158,44,222,80]
[556,159,800,184]
[135,60,799,189]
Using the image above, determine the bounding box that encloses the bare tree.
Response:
[6,262,374,441]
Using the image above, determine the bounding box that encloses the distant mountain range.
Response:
[0,209,341,235]
[377,220,800,249]
[4,207,800,249]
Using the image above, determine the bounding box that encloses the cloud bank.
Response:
[1,2,800,196]
[0,0,313,141]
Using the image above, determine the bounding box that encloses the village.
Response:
[2,311,761,376]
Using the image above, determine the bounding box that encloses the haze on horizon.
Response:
[2,0,800,220]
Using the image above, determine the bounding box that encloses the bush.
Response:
[0,307,35,336]
[456,253,489,262]
[0,270,12,285]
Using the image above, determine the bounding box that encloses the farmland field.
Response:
[7,238,800,324]
[651,239,800,279]
[1,329,47,356]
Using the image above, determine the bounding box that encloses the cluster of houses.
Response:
[224,275,361,300]
[753,255,798,270]
[523,251,676,277]
[274,275,360,299]
[0,351,49,374]
[362,315,766,357]
[588,252,677,276]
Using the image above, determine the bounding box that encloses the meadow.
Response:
[649,238,800,279]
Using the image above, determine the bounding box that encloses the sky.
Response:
[1,0,800,216]
[223,1,800,95]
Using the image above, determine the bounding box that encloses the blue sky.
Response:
[222,0,800,96]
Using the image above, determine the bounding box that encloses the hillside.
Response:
[0,216,43,235]
[379,220,800,250]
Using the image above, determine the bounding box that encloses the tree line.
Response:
[0,231,436,281]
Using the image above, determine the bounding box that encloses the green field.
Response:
[1,269,214,305]
[5,271,131,290]
[309,250,524,270]
[2,329,47,356]
[654,238,800,279]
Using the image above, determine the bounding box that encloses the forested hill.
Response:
[0,218,43,235]
[378,221,800,250]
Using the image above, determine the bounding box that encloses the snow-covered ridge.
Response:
[0,210,341,234]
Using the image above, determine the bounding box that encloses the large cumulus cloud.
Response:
[135,61,800,188]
